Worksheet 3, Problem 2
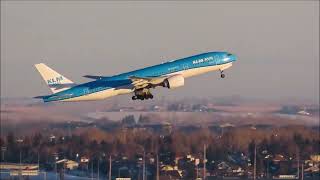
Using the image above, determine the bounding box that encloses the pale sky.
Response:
[1,1,319,103]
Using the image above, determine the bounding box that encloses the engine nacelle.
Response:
[163,75,185,89]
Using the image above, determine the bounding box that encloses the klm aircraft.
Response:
[34,52,237,102]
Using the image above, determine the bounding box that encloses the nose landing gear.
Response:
[220,70,225,78]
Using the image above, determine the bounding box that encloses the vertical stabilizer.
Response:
[34,63,75,93]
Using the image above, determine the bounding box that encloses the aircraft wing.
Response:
[129,76,167,89]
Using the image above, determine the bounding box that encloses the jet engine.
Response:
[163,75,184,89]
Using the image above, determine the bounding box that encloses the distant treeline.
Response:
[0,121,318,173]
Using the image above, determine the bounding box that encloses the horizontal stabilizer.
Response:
[83,75,106,80]
[33,95,48,99]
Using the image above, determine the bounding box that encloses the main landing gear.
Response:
[220,70,225,78]
[132,88,154,101]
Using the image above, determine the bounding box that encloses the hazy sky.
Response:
[1,1,319,103]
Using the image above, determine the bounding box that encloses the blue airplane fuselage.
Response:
[40,52,237,102]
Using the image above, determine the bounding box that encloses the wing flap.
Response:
[129,76,167,89]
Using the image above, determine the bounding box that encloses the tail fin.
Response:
[34,63,75,93]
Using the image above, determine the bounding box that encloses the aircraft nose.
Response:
[230,54,237,62]
[227,53,237,62]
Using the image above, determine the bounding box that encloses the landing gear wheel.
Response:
[220,69,225,78]
[134,88,154,100]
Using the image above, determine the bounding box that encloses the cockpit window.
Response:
[227,53,232,56]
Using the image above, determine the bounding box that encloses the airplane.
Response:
[34,52,237,102]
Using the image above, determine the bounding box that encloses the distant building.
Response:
[220,123,235,128]
[162,122,172,134]
[273,175,298,179]
[195,158,200,166]
[149,157,155,164]
[186,154,195,162]
[231,166,245,174]
[217,161,230,170]
[273,154,286,162]
[0,163,38,170]
[56,159,79,170]
[151,105,165,111]
[16,139,23,143]
[297,107,311,116]
[49,135,56,142]
[304,154,320,173]
[310,155,320,162]
[161,165,175,171]
[80,156,89,163]
[65,160,79,170]
[304,166,319,173]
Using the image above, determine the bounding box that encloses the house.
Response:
[220,123,235,128]
[232,166,244,173]
[80,156,89,163]
[217,161,230,170]
[273,175,298,179]
[149,157,155,164]
[49,135,56,142]
[56,159,79,170]
[65,160,79,170]
[273,154,286,162]
[304,155,320,173]
[186,154,195,162]
[304,166,320,173]
[161,165,174,171]
[310,155,320,162]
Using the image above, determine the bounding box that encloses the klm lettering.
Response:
[47,76,63,84]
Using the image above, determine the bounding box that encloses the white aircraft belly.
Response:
[61,88,133,102]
